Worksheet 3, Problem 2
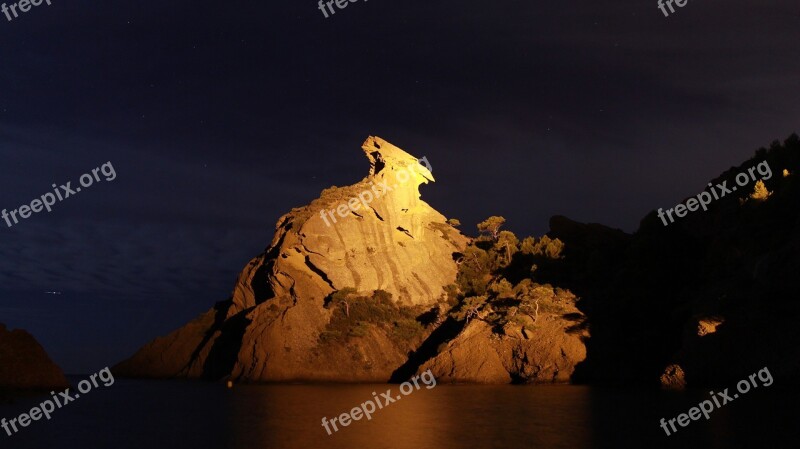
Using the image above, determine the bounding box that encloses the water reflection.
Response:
[228,384,593,449]
[2,380,796,449]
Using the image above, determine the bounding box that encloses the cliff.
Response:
[420,286,588,384]
[116,133,800,387]
[115,136,471,382]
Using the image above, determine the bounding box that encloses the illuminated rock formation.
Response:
[115,136,467,382]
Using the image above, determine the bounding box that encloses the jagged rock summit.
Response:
[247,135,460,311]
[115,136,468,382]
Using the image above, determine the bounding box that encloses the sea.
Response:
[1,378,797,449]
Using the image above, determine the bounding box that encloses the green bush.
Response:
[372,289,393,304]
[444,218,578,334]
[393,319,424,341]
[319,330,342,342]
[349,321,371,337]
[319,287,426,344]
[520,235,565,259]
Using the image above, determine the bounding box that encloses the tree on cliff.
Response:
[331,287,357,317]
[520,235,564,259]
[453,295,488,323]
[447,218,462,227]
[372,289,392,305]
[456,246,493,295]
[495,230,519,266]
[477,216,506,241]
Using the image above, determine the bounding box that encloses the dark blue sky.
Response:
[1,0,798,373]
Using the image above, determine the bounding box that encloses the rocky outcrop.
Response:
[0,324,69,392]
[117,132,800,387]
[420,290,588,384]
[659,364,686,390]
[116,136,468,382]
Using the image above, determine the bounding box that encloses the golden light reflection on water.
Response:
[1,379,791,449]
[227,384,594,449]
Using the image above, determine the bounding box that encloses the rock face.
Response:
[116,136,469,382]
[421,291,588,384]
[233,135,463,311]
[117,133,800,387]
[0,324,69,391]
[659,364,686,390]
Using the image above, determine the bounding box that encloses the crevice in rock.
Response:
[389,317,466,383]
[370,151,385,174]
[251,262,275,305]
[370,206,384,221]
[301,241,325,257]
[264,221,291,259]
[304,256,335,290]
[201,309,251,381]
[397,227,414,238]
[182,299,238,374]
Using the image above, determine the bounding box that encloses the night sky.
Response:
[1,0,798,373]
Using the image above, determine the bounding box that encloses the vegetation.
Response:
[447,217,577,335]
[477,216,506,240]
[520,235,565,259]
[293,181,373,226]
[322,217,577,344]
[750,180,772,201]
[452,295,488,322]
[321,288,427,344]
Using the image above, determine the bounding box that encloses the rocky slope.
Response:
[556,134,800,387]
[420,285,588,384]
[655,136,800,388]
[0,324,69,393]
[115,136,472,382]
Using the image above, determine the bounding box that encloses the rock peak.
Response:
[362,136,434,183]
[116,136,467,382]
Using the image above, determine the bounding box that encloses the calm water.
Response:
[1,378,797,449]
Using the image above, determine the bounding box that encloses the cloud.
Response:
[0,219,263,303]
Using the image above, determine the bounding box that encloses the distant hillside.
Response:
[0,324,69,395]
[554,133,800,387]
